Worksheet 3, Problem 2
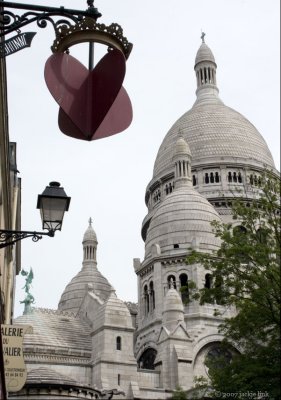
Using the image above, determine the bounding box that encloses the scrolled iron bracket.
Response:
[0,1,102,38]
[0,229,55,248]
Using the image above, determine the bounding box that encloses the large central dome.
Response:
[153,102,275,178]
[152,40,275,179]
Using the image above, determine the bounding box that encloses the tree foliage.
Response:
[171,386,187,400]
[187,173,281,398]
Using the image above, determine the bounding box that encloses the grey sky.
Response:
[7,0,279,317]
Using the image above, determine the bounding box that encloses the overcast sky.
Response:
[7,0,279,318]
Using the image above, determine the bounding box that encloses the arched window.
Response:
[138,348,157,370]
[233,172,237,182]
[165,184,169,195]
[234,225,247,235]
[228,172,232,182]
[256,227,267,244]
[116,336,122,350]
[179,273,189,303]
[214,275,224,305]
[200,68,204,85]
[206,344,233,374]
[210,172,215,183]
[167,275,176,289]
[193,175,197,186]
[204,273,212,289]
[233,225,247,263]
[238,172,242,183]
[143,285,149,315]
[205,173,209,184]
[149,281,155,310]
[215,172,220,183]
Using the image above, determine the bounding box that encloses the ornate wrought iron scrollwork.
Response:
[0,2,101,37]
[0,229,54,248]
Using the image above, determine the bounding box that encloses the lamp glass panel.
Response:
[40,197,68,231]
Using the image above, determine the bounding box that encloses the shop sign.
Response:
[1,324,32,392]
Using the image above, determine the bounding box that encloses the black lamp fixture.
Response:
[0,182,70,248]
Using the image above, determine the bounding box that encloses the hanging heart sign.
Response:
[44,49,126,139]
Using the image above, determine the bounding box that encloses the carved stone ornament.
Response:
[51,17,133,59]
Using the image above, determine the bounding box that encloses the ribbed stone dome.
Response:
[58,264,113,313]
[153,103,275,178]
[195,42,216,65]
[145,186,221,258]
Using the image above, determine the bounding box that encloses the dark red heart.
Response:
[58,86,132,140]
[44,49,126,139]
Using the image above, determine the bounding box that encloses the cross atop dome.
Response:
[88,217,93,226]
[201,30,206,43]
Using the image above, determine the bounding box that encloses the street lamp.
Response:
[0,182,70,248]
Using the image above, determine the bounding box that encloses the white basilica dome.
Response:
[153,41,275,179]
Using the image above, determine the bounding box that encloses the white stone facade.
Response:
[11,39,278,400]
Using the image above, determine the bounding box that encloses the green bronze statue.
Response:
[20,268,35,314]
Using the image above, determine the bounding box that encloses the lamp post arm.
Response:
[0,229,55,248]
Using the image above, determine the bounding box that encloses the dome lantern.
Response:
[194,33,220,102]
[83,217,98,264]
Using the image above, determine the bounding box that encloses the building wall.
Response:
[0,43,21,399]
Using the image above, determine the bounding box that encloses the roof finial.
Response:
[88,217,93,226]
[201,30,206,43]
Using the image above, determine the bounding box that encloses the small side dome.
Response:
[145,186,221,258]
[163,287,184,314]
[195,42,216,66]
[163,286,184,330]
[174,136,191,157]
[95,291,133,329]
[58,220,113,314]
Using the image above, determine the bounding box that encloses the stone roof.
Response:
[14,308,92,354]
[26,366,86,386]
[94,292,133,330]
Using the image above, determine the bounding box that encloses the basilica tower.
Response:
[134,36,277,390]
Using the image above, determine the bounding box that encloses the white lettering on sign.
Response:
[0,32,36,58]
[4,34,27,55]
